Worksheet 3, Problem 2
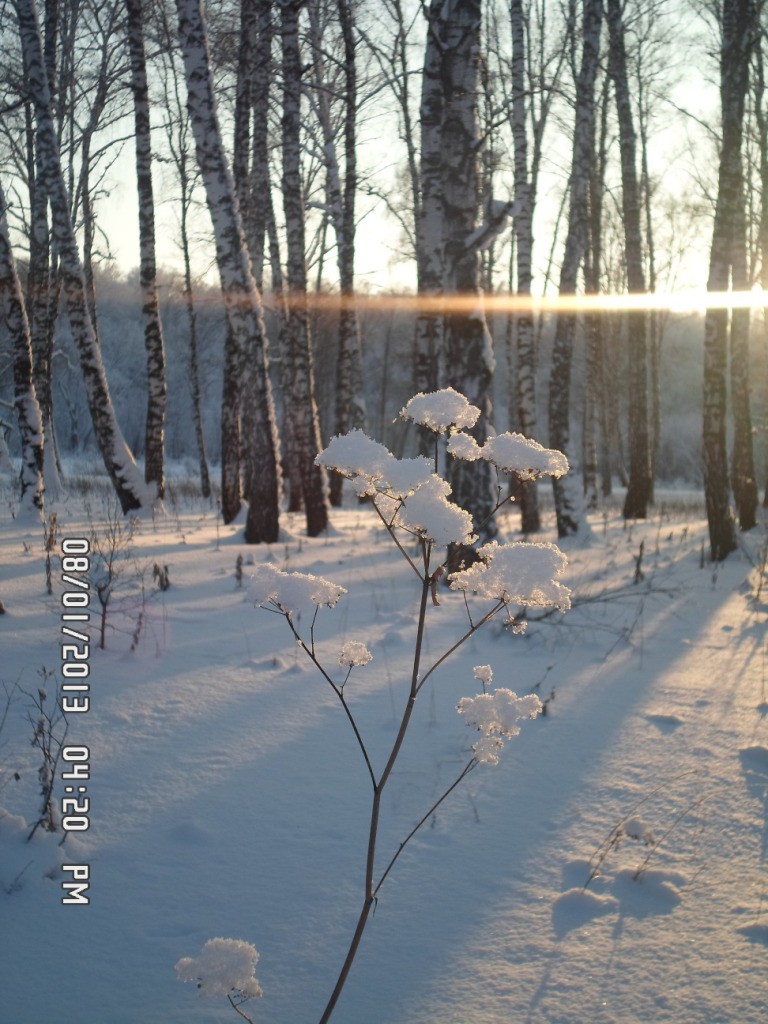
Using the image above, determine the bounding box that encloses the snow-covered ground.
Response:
[1,480,766,1024]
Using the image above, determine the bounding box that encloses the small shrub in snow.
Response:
[188,390,570,1024]
[25,669,68,840]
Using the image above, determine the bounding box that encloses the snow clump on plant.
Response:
[449,541,571,617]
[175,937,262,999]
[458,689,542,765]
[400,387,481,433]
[317,433,474,547]
[248,561,347,614]
[447,429,568,479]
[473,664,493,686]
[339,641,373,667]
[316,430,432,499]
[391,474,474,546]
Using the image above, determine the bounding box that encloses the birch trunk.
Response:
[730,174,758,529]
[280,0,329,536]
[440,0,497,555]
[548,0,602,537]
[333,0,366,503]
[0,184,45,517]
[247,0,274,289]
[125,0,167,500]
[510,0,539,532]
[414,0,445,408]
[755,40,768,508]
[27,123,58,495]
[306,0,365,506]
[15,0,149,513]
[703,0,753,559]
[607,0,651,520]
[27,0,58,495]
[176,0,282,542]
[158,5,212,500]
[582,80,607,511]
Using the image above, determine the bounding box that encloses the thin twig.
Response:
[416,601,506,695]
[282,612,377,791]
[226,994,256,1024]
[374,760,477,897]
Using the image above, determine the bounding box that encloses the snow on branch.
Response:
[400,388,481,433]
[316,429,474,546]
[248,562,347,615]
[458,688,542,764]
[175,937,262,1000]
[339,641,373,667]
[448,430,569,479]
[449,541,571,616]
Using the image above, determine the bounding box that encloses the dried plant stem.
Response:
[317,546,433,1024]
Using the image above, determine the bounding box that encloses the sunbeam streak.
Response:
[278,288,768,315]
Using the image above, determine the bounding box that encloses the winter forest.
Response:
[1,0,767,1023]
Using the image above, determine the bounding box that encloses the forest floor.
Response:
[1,477,767,1024]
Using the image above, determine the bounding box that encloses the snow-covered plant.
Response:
[187,389,570,1024]
[175,937,262,1020]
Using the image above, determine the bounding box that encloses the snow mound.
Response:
[611,867,685,918]
[552,888,618,937]
[739,745,768,777]
[736,923,768,945]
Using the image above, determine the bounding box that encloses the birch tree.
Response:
[279,0,329,536]
[583,73,610,508]
[176,0,282,542]
[547,0,602,537]
[125,0,167,499]
[25,0,60,497]
[440,0,497,552]
[15,0,150,513]
[0,183,45,517]
[507,0,566,531]
[703,0,755,558]
[754,33,768,508]
[606,0,651,520]
[414,1,445,404]
[157,4,211,498]
[306,0,366,506]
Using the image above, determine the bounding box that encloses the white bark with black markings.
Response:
[15,0,150,513]
[547,0,602,537]
[125,0,167,500]
[176,0,282,542]
[0,183,45,517]
[279,0,329,537]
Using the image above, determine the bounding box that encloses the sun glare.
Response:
[284,289,768,316]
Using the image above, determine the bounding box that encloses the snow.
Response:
[473,664,493,686]
[1,474,767,1024]
[175,937,262,999]
[392,474,474,546]
[247,561,347,613]
[457,688,542,764]
[449,540,571,613]
[447,430,570,479]
[481,431,569,478]
[338,641,373,667]
[400,388,481,432]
